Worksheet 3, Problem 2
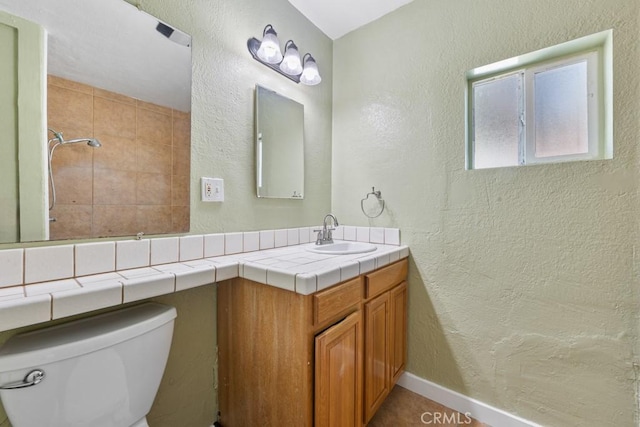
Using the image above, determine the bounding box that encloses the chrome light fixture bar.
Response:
[247,24,321,85]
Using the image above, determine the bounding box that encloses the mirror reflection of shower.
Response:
[47,128,101,218]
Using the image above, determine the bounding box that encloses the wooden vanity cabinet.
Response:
[217,259,407,427]
[363,261,408,424]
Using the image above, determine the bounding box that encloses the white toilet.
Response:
[0,302,177,427]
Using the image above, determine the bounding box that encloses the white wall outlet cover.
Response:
[201,177,224,202]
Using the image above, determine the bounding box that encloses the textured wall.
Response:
[139,0,333,234]
[332,0,639,426]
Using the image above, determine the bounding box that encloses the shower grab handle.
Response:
[0,369,45,390]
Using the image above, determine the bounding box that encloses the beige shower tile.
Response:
[93,134,137,171]
[53,166,93,205]
[93,168,136,205]
[172,112,191,148]
[172,175,190,207]
[137,107,172,146]
[137,173,171,205]
[173,146,190,176]
[172,206,190,233]
[137,143,172,174]
[93,205,138,237]
[48,85,93,135]
[93,87,136,105]
[50,138,94,169]
[49,205,93,240]
[137,99,172,116]
[94,96,136,139]
[48,75,93,95]
[137,205,173,235]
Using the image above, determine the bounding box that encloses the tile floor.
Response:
[368,386,489,427]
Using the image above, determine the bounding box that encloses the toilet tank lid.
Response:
[0,303,177,372]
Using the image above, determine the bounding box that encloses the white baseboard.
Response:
[397,372,541,427]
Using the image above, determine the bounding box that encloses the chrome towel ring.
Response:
[361,187,385,218]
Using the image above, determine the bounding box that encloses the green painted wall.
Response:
[0,18,19,244]
[0,0,332,425]
[332,0,639,425]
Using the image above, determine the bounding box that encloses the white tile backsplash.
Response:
[116,240,150,270]
[75,242,116,277]
[343,226,357,241]
[287,229,299,246]
[0,249,23,288]
[151,238,179,265]
[384,228,401,245]
[274,229,288,248]
[179,235,204,261]
[299,227,311,244]
[243,232,260,252]
[25,245,74,284]
[370,228,385,244]
[204,234,225,257]
[225,233,243,254]
[356,227,370,243]
[259,230,275,249]
[332,226,344,240]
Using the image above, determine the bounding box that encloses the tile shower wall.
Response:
[47,75,190,239]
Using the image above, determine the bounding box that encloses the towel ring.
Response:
[361,187,385,218]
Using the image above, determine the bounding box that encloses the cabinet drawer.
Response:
[314,277,363,326]
[365,259,408,299]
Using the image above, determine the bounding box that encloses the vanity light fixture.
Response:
[248,24,321,85]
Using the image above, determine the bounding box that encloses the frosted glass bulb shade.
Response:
[280,41,303,75]
[257,27,283,64]
[300,55,321,85]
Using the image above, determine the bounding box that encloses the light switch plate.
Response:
[201,177,224,202]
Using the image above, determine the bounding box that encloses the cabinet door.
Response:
[389,281,407,384]
[363,292,390,424]
[315,311,363,427]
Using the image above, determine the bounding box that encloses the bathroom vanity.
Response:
[217,258,408,427]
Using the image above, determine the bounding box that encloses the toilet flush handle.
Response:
[0,369,45,390]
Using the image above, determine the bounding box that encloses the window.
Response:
[466,30,612,170]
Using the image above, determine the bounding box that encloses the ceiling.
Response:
[288,0,415,40]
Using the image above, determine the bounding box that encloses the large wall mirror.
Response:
[0,0,192,244]
[255,85,304,199]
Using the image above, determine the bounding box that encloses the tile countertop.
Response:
[0,241,408,333]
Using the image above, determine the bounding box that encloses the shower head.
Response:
[47,129,101,148]
[61,137,102,148]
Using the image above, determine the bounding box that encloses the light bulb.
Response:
[256,25,283,64]
[300,54,321,85]
[280,40,303,75]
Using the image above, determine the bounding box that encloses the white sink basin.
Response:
[306,241,377,255]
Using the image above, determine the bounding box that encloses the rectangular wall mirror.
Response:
[0,0,192,243]
[255,85,304,199]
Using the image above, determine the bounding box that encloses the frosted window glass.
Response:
[473,74,520,169]
[533,61,588,158]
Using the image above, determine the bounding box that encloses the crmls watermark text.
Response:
[420,411,473,424]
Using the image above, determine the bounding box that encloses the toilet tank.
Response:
[0,303,177,427]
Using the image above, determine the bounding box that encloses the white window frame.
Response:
[524,52,601,165]
[465,30,612,170]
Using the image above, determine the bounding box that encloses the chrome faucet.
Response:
[314,214,339,245]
